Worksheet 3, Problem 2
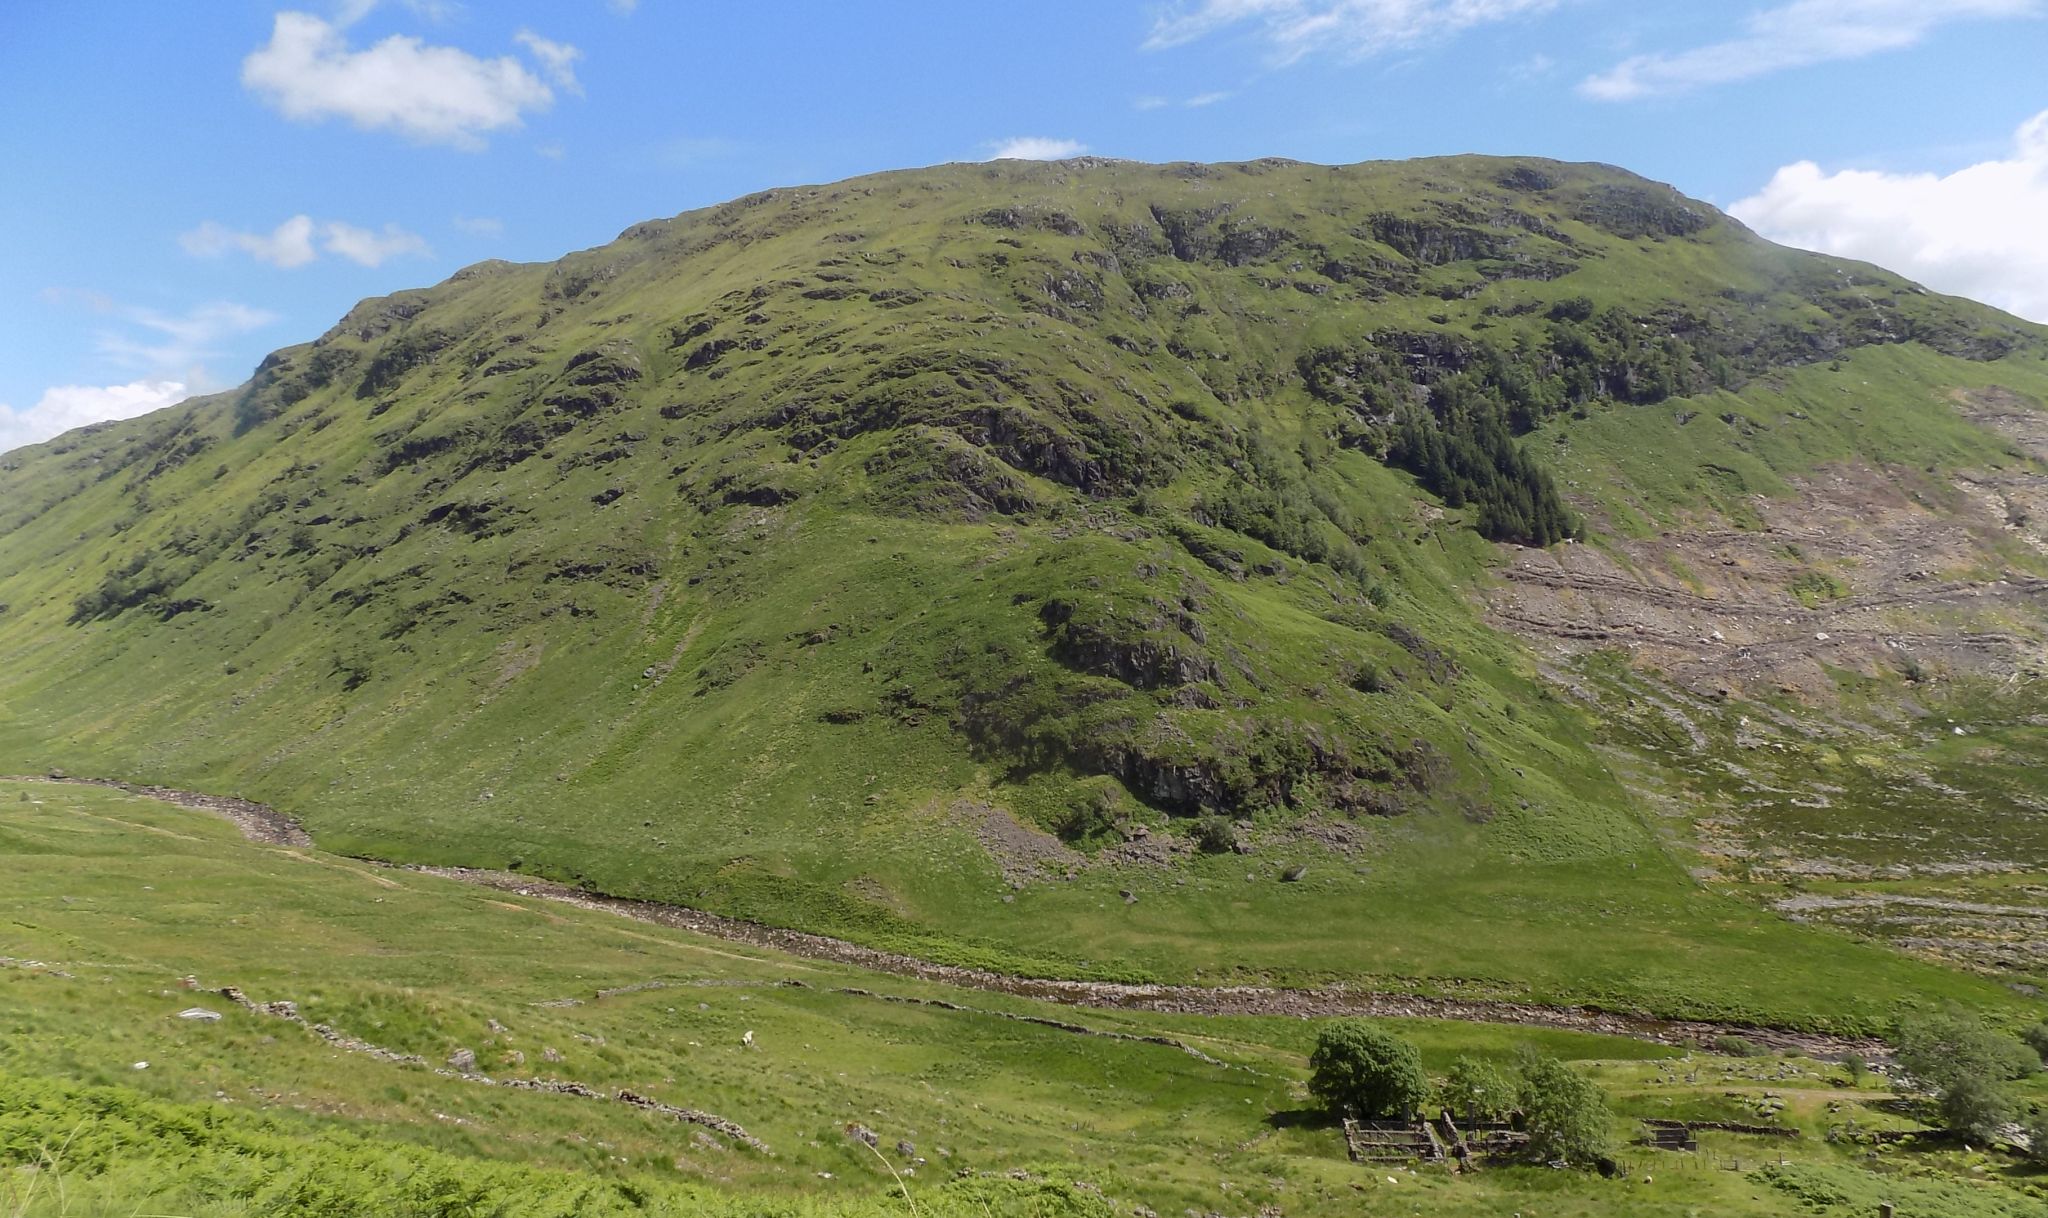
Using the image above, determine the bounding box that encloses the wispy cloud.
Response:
[2,299,281,453]
[320,220,433,266]
[514,29,583,93]
[1137,91,1234,110]
[453,214,505,237]
[1581,0,2041,100]
[180,215,319,269]
[97,302,280,381]
[1731,108,2048,323]
[242,10,559,149]
[1145,0,1560,63]
[984,136,1088,161]
[0,381,193,455]
[179,215,431,268]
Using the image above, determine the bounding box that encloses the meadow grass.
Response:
[7,783,2048,1216]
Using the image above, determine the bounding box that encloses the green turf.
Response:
[2,156,2047,1032]
[10,781,2048,1218]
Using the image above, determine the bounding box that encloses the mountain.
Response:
[5,155,2047,1032]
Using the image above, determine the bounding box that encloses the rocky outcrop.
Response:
[1487,456,2048,699]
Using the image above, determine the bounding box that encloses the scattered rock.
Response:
[176,1007,223,1021]
[845,1123,880,1149]
[448,1047,479,1072]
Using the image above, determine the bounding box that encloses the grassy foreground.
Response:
[7,780,2048,1216]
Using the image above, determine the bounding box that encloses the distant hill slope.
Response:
[4,155,2047,1028]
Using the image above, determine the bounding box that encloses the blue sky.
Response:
[4,0,2047,452]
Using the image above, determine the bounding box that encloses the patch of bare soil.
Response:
[1777,889,2048,975]
[945,798,1083,886]
[1489,450,2048,699]
[1953,385,2048,557]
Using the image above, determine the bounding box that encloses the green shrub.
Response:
[1941,1072,2017,1142]
[1516,1055,1614,1167]
[2023,1107,2048,1164]
[1841,1053,1867,1085]
[1191,815,1236,854]
[1307,1020,1431,1119]
[2021,1021,2048,1065]
[1896,1005,2037,1140]
[1442,1056,1516,1121]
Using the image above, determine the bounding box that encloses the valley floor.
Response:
[6,778,2047,1217]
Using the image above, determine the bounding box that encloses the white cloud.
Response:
[242,11,556,149]
[10,299,279,453]
[180,215,319,268]
[514,29,582,93]
[606,0,638,12]
[1581,0,2040,100]
[1137,91,1233,109]
[96,302,279,384]
[180,215,429,268]
[985,136,1088,161]
[453,214,505,237]
[1730,109,2048,323]
[320,220,432,266]
[1145,0,1560,62]
[0,380,191,455]
[127,302,279,351]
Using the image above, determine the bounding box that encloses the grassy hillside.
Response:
[9,780,2048,1218]
[3,155,2048,1026]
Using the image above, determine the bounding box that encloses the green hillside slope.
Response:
[4,155,2047,1027]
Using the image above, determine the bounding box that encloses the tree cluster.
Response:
[1895,1005,2039,1141]
[1306,1021,1614,1168]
